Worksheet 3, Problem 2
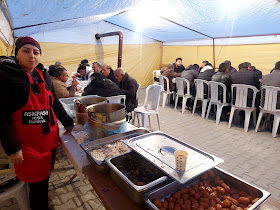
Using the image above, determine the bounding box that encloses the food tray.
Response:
[144,167,270,210]
[105,151,172,204]
[80,128,150,173]
[123,131,224,184]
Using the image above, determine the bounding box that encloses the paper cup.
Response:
[174,150,188,171]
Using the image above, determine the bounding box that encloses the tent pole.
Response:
[95,32,123,68]
[212,39,215,69]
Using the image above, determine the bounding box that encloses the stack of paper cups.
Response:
[175,150,188,171]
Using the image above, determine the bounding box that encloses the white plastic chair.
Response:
[134,84,163,130]
[106,95,126,104]
[174,77,192,113]
[192,79,209,118]
[255,85,280,137]
[159,75,175,108]
[206,81,230,124]
[153,70,161,84]
[0,181,30,210]
[228,84,259,132]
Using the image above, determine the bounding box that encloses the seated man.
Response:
[173,57,185,74]
[198,63,215,81]
[114,68,138,113]
[82,73,122,97]
[262,61,280,107]
[49,66,79,98]
[181,64,199,95]
[161,64,180,92]
[78,63,93,81]
[211,62,231,103]
[92,62,102,74]
[198,60,209,72]
[101,64,119,85]
[224,60,237,75]
[230,62,260,107]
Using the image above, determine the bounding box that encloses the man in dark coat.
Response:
[173,57,185,74]
[224,60,237,75]
[82,73,122,97]
[230,62,260,107]
[101,64,119,85]
[114,67,138,113]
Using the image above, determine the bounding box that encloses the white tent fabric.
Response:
[0,9,13,45]
[3,0,280,44]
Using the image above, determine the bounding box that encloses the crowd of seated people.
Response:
[48,59,139,121]
[158,58,280,124]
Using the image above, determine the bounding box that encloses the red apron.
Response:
[10,69,59,183]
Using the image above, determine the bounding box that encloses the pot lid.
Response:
[123,132,224,184]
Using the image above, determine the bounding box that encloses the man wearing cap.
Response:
[0,36,73,210]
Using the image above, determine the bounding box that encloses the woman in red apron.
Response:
[0,37,74,210]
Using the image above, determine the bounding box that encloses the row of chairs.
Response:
[177,78,280,137]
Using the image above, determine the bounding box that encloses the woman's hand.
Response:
[9,150,24,165]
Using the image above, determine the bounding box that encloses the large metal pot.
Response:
[87,103,126,131]
[74,96,107,125]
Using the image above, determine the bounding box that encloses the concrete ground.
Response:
[1,86,280,209]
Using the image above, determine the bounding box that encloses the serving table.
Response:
[59,126,280,210]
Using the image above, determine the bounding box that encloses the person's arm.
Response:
[0,70,22,156]
[43,71,74,128]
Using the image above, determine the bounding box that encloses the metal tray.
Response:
[144,167,271,210]
[80,128,150,173]
[105,151,172,204]
[123,131,224,184]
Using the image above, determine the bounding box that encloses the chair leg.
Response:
[156,113,161,130]
[136,112,140,127]
[182,97,187,113]
[206,102,212,120]
[162,93,167,108]
[141,114,148,128]
[244,110,252,132]
[174,95,179,110]
[201,100,208,118]
[253,110,257,127]
[228,107,235,128]
[192,98,198,115]
[255,110,263,132]
[215,104,224,125]
[272,114,280,137]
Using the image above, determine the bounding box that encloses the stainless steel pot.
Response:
[74,96,107,125]
[87,103,126,130]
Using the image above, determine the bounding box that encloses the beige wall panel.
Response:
[39,42,161,86]
[163,44,280,75]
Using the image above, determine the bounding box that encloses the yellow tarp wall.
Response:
[0,39,8,55]
[163,44,280,75]
[39,42,162,87]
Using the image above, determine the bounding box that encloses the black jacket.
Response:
[230,68,260,106]
[173,63,185,74]
[83,73,122,97]
[119,73,138,112]
[211,72,231,103]
[0,57,73,155]
[107,69,119,86]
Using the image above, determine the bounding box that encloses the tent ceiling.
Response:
[5,0,280,42]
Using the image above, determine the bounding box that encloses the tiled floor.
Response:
[1,86,280,209]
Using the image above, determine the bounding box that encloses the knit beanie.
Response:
[15,36,41,56]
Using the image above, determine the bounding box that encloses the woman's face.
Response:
[16,44,40,72]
